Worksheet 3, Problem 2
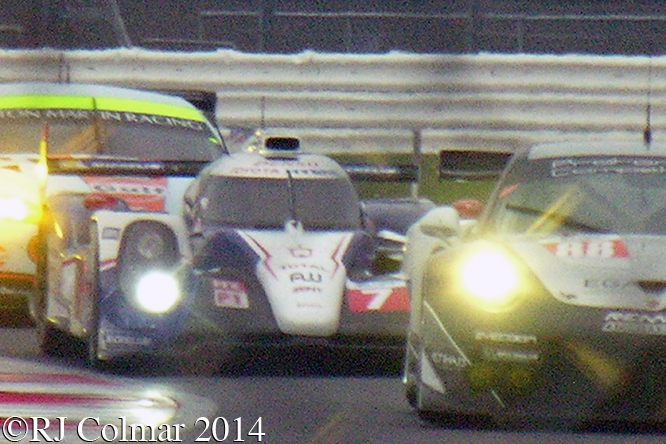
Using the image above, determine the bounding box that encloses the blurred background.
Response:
[3,0,666,55]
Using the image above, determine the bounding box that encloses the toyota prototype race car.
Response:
[1,82,225,365]
[404,140,666,425]
[180,132,433,365]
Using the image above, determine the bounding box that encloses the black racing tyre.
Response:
[86,318,102,369]
[405,379,418,409]
[39,322,71,358]
[415,378,493,428]
[416,382,446,424]
[403,344,419,408]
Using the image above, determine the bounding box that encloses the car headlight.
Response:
[449,242,530,313]
[0,197,41,222]
[117,221,181,313]
[459,247,520,309]
[134,271,181,314]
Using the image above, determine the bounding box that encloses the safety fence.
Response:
[0,48,664,153]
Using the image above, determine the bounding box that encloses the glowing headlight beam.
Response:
[0,198,30,221]
[134,272,180,314]
[459,247,520,310]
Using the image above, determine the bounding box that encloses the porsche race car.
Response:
[181,133,432,363]
[404,140,666,424]
[6,82,226,365]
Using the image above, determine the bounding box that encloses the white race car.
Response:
[180,132,433,365]
[404,140,666,424]
[3,82,226,365]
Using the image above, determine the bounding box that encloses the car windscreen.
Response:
[489,156,666,236]
[201,175,362,231]
[0,108,221,161]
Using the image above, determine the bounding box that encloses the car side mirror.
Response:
[416,206,460,238]
[453,199,483,219]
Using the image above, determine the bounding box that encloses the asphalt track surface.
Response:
[1,308,666,444]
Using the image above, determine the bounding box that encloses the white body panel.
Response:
[239,222,352,336]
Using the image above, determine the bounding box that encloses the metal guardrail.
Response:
[0,49,661,154]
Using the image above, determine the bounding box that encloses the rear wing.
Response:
[152,89,217,116]
[38,120,211,178]
[439,149,512,180]
[46,157,209,178]
[235,133,420,183]
[341,163,419,183]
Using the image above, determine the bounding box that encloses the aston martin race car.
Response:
[180,133,431,362]
[4,82,225,364]
[404,140,666,424]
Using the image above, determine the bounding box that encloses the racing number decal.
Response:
[212,279,250,309]
[541,239,628,259]
[346,284,410,312]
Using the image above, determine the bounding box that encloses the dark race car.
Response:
[404,140,666,425]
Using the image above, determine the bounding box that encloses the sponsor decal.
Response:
[430,352,468,368]
[293,286,322,293]
[280,264,326,271]
[101,227,121,240]
[82,176,167,212]
[229,166,340,178]
[0,108,206,129]
[541,238,628,259]
[602,311,666,335]
[290,271,322,283]
[474,331,537,344]
[114,111,205,130]
[289,245,312,258]
[552,157,666,177]
[229,160,339,178]
[346,282,409,312]
[482,347,539,363]
[103,333,151,346]
[212,279,250,309]
[253,159,322,168]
